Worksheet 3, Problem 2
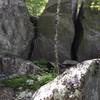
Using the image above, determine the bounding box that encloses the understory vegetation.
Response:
[0,59,56,92]
[1,0,99,94]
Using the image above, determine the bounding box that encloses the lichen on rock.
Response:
[32,59,100,100]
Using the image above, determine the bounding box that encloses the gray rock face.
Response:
[33,0,74,62]
[0,87,14,100]
[78,1,100,61]
[63,59,78,65]
[81,60,100,100]
[32,59,100,100]
[0,0,34,58]
[33,0,100,62]
[0,55,40,79]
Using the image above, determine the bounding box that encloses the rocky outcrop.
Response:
[78,1,100,61]
[32,59,100,100]
[0,55,40,79]
[28,16,39,60]
[32,0,74,62]
[33,0,100,62]
[0,0,34,59]
[0,87,14,100]
[0,58,100,100]
[0,87,33,100]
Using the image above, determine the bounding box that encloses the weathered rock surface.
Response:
[78,1,100,61]
[0,0,34,58]
[16,89,33,100]
[0,58,100,100]
[69,0,100,62]
[32,59,100,100]
[0,87,14,100]
[0,87,33,100]
[63,59,79,66]
[33,0,100,62]
[0,55,40,79]
[33,0,74,62]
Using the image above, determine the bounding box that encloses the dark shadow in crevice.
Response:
[0,57,3,74]
[71,2,84,61]
[28,16,38,60]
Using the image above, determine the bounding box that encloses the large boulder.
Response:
[78,1,100,61]
[32,58,100,100]
[33,0,74,62]
[0,55,40,79]
[33,0,100,62]
[0,0,34,58]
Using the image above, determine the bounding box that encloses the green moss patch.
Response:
[0,73,55,92]
[0,59,56,92]
[33,59,48,68]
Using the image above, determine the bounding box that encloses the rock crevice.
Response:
[71,1,84,61]
[28,16,38,60]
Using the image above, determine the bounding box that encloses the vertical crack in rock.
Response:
[71,0,84,60]
[0,58,3,74]
[28,17,38,60]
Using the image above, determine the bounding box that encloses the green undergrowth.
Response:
[33,59,48,68]
[0,59,56,92]
[0,73,55,91]
[33,59,55,73]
